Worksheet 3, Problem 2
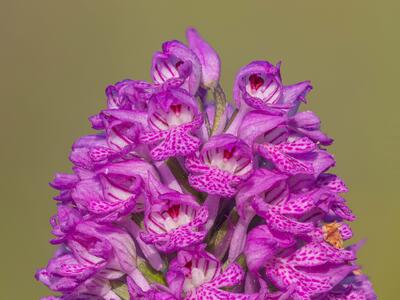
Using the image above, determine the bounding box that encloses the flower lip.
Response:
[147,88,201,130]
[140,89,203,161]
[185,134,254,197]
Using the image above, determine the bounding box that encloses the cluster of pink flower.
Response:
[36,28,376,300]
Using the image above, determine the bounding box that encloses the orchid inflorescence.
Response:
[36,28,376,300]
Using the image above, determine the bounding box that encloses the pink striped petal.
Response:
[141,115,203,161]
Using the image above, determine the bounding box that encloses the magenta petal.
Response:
[233,61,282,110]
[143,117,202,161]
[228,216,252,262]
[281,80,312,105]
[252,198,314,234]
[288,111,333,145]
[186,28,221,88]
[244,226,282,271]
[317,174,348,193]
[161,40,202,95]
[204,263,244,288]
[256,143,314,175]
[238,110,286,145]
[50,173,79,190]
[286,242,356,267]
[236,168,287,217]
[123,219,164,271]
[187,167,241,197]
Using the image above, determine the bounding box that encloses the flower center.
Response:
[146,204,195,234]
[205,147,252,176]
[185,260,192,269]
[152,56,181,84]
[245,73,282,105]
[170,104,182,116]
[182,257,218,293]
[167,204,180,219]
[149,103,195,130]
[249,74,264,91]
[175,60,184,69]
[223,147,235,160]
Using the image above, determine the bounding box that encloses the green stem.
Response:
[197,95,211,136]
[137,257,167,285]
[223,108,239,132]
[211,84,227,135]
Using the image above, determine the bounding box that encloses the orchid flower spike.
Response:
[37,28,376,300]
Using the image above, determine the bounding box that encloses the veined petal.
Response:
[332,196,356,221]
[233,61,282,110]
[266,261,333,300]
[244,225,295,271]
[167,248,221,297]
[75,222,137,274]
[100,109,147,151]
[187,165,241,197]
[151,40,201,95]
[186,28,221,89]
[238,110,286,146]
[163,41,202,95]
[236,168,287,217]
[281,80,312,105]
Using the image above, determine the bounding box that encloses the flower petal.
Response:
[286,242,356,267]
[186,28,221,89]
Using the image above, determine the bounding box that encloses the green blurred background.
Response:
[1,0,399,298]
